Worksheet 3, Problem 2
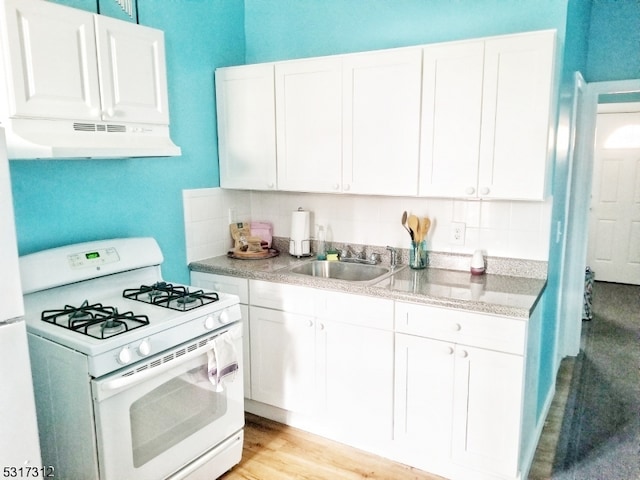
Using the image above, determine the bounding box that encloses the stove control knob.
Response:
[219,309,231,325]
[138,339,151,357]
[117,346,132,365]
[204,314,216,330]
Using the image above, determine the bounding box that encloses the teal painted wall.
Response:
[8,0,245,283]
[244,0,569,63]
[586,0,640,82]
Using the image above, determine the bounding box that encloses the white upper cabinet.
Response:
[342,48,422,195]
[216,30,556,200]
[478,31,556,200]
[275,57,343,193]
[419,40,485,198]
[95,15,170,125]
[216,64,277,190]
[1,0,101,121]
[419,30,556,200]
[2,0,170,125]
[274,48,422,194]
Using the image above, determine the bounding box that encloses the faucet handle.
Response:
[386,246,398,267]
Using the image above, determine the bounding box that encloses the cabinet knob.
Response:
[308,320,314,328]
[333,183,340,190]
[268,183,275,189]
[480,187,490,195]
[465,186,475,195]
[343,184,351,191]
[452,323,462,332]
[446,346,454,355]
[458,349,469,358]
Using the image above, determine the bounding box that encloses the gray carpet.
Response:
[553,281,640,480]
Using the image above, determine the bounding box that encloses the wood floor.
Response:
[221,359,575,480]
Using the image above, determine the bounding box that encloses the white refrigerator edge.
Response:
[0,126,42,469]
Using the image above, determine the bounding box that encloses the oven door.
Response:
[91,323,244,480]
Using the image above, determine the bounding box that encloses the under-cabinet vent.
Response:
[73,122,126,133]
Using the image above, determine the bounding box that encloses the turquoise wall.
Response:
[586,0,640,82]
[8,0,245,283]
[244,0,568,63]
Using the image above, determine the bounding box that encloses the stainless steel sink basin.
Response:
[287,260,393,283]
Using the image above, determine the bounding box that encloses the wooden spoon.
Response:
[401,211,413,238]
[408,215,419,241]
[420,217,431,242]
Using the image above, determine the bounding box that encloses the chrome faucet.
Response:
[386,246,398,267]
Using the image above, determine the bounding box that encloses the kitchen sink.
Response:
[287,260,397,283]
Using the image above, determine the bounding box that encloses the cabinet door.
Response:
[249,306,317,414]
[2,0,102,120]
[343,48,422,195]
[419,41,484,198]
[320,320,394,444]
[452,345,524,477]
[275,57,343,193]
[216,64,277,190]
[478,31,555,200]
[394,334,454,462]
[94,15,170,125]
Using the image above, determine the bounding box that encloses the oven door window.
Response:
[130,364,226,467]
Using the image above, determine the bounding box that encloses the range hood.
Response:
[3,117,182,159]
[0,0,182,160]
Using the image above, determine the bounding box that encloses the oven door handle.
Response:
[97,340,217,398]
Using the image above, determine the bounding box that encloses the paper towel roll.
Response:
[290,209,311,256]
[290,210,310,240]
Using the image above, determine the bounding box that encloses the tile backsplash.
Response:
[183,188,552,263]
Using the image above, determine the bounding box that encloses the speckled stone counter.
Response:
[189,250,546,319]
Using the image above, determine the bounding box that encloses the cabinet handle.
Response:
[445,346,454,355]
[267,183,275,189]
[333,183,340,190]
[451,323,462,332]
[480,187,490,195]
[343,184,351,191]
[318,322,325,331]
[458,349,468,358]
[308,320,313,328]
[465,186,475,195]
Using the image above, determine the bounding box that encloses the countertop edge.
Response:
[189,256,546,320]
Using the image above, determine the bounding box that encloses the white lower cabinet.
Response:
[249,305,318,414]
[248,279,395,450]
[191,273,539,480]
[394,301,527,479]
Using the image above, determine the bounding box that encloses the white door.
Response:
[478,30,555,200]
[343,48,422,196]
[216,64,277,190]
[94,15,170,124]
[419,40,484,198]
[2,0,101,121]
[588,110,640,284]
[275,57,343,192]
[249,306,317,413]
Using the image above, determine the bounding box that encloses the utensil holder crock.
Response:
[409,240,427,270]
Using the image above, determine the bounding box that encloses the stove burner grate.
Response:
[41,300,150,339]
[123,282,219,311]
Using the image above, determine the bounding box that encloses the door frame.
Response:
[559,77,640,358]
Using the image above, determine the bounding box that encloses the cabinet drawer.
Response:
[191,272,249,304]
[318,290,393,330]
[395,302,525,355]
[250,279,318,314]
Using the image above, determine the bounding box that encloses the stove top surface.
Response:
[22,266,239,358]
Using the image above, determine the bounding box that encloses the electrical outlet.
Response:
[450,222,466,245]
[228,208,237,225]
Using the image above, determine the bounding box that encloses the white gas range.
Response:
[20,237,244,480]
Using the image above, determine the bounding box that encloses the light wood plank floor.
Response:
[221,358,575,480]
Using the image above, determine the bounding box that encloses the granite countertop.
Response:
[189,251,546,319]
